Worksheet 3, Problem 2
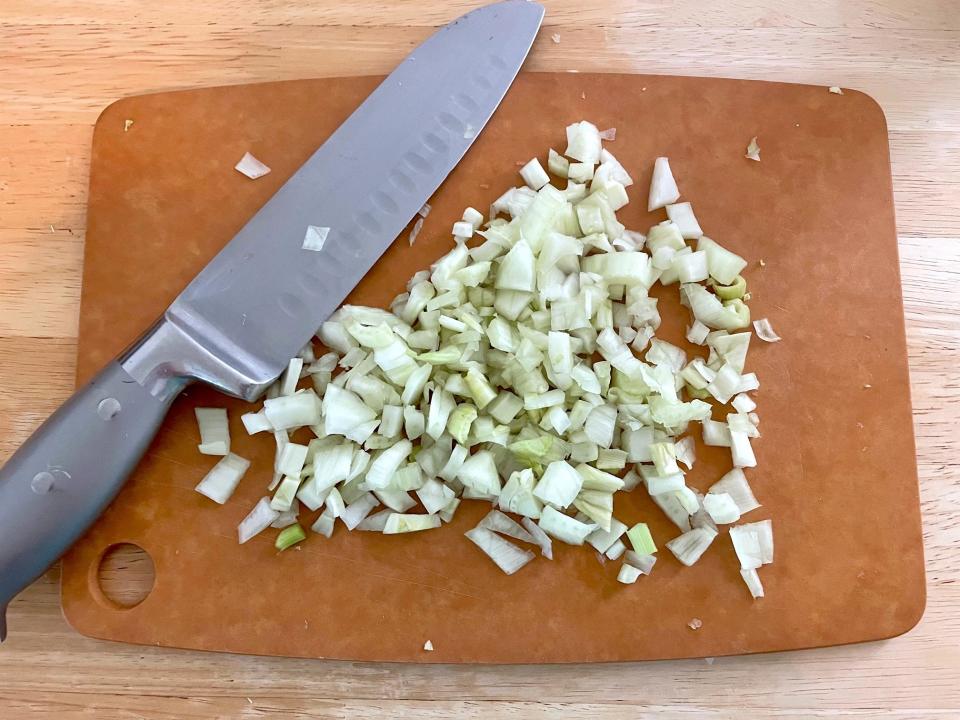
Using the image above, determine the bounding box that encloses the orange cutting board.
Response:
[61,73,925,663]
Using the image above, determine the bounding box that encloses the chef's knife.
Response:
[0,0,544,640]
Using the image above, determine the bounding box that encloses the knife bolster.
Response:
[120,316,275,402]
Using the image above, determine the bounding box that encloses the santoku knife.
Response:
[0,0,544,640]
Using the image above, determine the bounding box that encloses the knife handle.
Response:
[0,360,183,641]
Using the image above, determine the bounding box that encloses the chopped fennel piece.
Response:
[457,450,502,497]
[675,486,701,515]
[409,217,424,246]
[737,372,760,393]
[303,225,330,252]
[357,508,392,531]
[487,391,524,425]
[296,476,330,512]
[568,162,594,184]
[538,506,597,545]
[745,136,761,161]
[732,393,757,414]
[666,526,718,566]
[730,431,757,468]
[275,523,306,551]
[753,318,781,342]
[500,469,544,519]
[728,522,764,570]
[626,523,657,555]
[325,487,346,518]
[534,460,583,508]
[265,390,322,430]
[573,489,613,531]
[462,206,484,229]
[311,510,335,538]
[234,152,271,179]
[605,538,627,560]
[584,404,617,448]
[623,550,657,575]
[586,517,627,554]
[393,462,425,491]
[688,618,703,630]
[648,157,680,211]
[479,509,537,544]
[195,407,230,455]
[710,332,751,374]
[565,120,602,164]
[270,475,301,512]
[452,220,474,239]
[426,389,456,440]
[548,148,569,177]
[596,448,627,470]
[702,419,732,447]
[707,363,742,404]
[702,492,741,524]
[674,251,709,283]
[275,442,308,478]
[341,493,379,530]
[741,568,765,598]
[447,404,477,445]
[439,497,461,523]
[465,367,498,409]
[520,158,550,190]
[271,500,300,529]
[524,389,565,410]
[621,468,642,492]
[618,563,642,584]
[828,85,843,95]
[241,410,272,435]
[521,516,553,558]
[465,526,535,575]
[576,464,623,493]
[238,497,279,544]
[416,477,456,515]
[651,490,691,532]
[279,357,303,396]
[423,639,434,651]
[641,468,685,496]
[686,320,710,345]
[728,412,760,439]
[740,518,774,564]
[599,127,616,141]
[665,202,703,239]
[418,203,432,218]
[195,453,250,504]
[383,513,441,534]
[650,442,680,476]
[708,468,760,514]
[697,237,748,286]
[674,436,696,469]
[438,444,468,482]
[374,487,416,513]
[622,427,654,463]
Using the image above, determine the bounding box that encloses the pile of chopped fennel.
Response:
[195,120,776,598]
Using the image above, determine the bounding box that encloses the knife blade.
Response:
[125,0,545,401]
[0,0,544,640]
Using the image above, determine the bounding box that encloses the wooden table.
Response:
[1,1,957,717]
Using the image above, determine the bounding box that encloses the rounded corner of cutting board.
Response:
[67,72,923,663]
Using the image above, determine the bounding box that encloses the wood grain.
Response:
[0,0,958,716]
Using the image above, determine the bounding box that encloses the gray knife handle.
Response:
[0,360,183,641]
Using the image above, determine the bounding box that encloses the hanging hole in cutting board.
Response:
[95,543,155,609]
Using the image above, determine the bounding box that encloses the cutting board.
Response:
[61,73,925,663]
